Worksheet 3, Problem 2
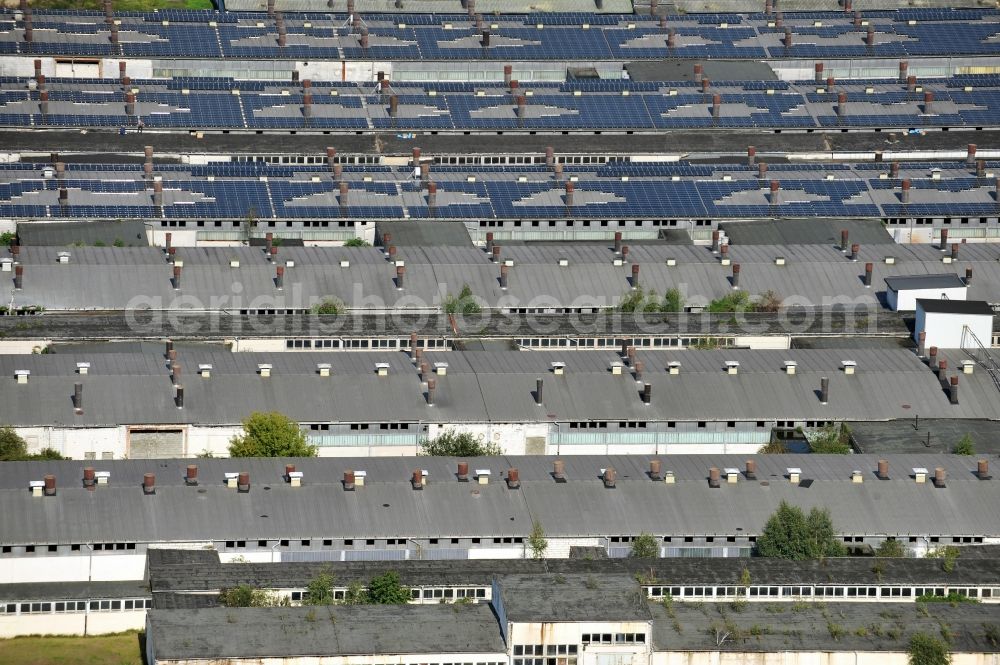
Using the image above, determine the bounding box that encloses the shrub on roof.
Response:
[228,411,317,458]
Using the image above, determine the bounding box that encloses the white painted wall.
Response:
[468,547,524,560]
[510,621,650,653]
[187,425,243,457]
[888,285,967,311]
[0,553,145,583]
[0,610,147,637]
[734,335,790,350]
[655,652,1000,665]
[0,339,52,354]
[17,426,125,459]
[426,422,550,456]
[546,537,605,558]
[915,308,994,350]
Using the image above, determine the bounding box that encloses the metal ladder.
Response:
[961,324,1000,395]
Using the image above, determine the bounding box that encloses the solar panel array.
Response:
[4,76,1000,131]
[2,9,1000,60]
[2,159,996,221]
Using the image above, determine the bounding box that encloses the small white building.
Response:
[885,274,967,311]
[915,299,995,350]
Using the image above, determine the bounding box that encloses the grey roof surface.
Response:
[917,299,995,315]
[884,274,968,291]
[2,347,999,426]
[2,454,999,546]
[651,602,1000,653]
[375,221,474,247]
[625,59,778,83]
[849,418,1000,455]
[6,243,1000,311]
[0,580,150,602]
[15,220,149,248]
[148,551,1000,593]
[719,219,894,247]
[499,573,652,623]
[148,604,506,661]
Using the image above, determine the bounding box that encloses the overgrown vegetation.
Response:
[0,231,16,245]
[758,438,789,454]
[875,539,906,558]
[0,426,65,461]
[28,0,212,8]
[952,433,975,456]
[228,411,318,457]
[618,287,684,313]
[0,631,144,665]
[366,571,412,604]
[706,290,782,313]
[311,298,345,315]
[916,592,979,605]
[302,571,337,606]
[925,546,960,573]
[343,237,370,247]
[219,585,288,607]
[908,632,951,665]
[528,520,548,559]
[443,284,482,315]
[301,570,410,605]
[630,533,659,559]
[419,430,502,456]
[756,501,847,560]
[806,422,852,454]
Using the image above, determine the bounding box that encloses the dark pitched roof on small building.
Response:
[916,299,994,315]
[884,274,967,291]
[497,573,652,623]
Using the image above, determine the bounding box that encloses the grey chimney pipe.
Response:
[840,229,849,251]
[44,474,56,496]
[866,25,874,47]
[275,265,284,290]
[929,346,938,370]
[641,383,651,405]
[758,162,768,179]
[965,267,972,286]
[603,467,617,488]
[457,462,469,482]
[747,146,756,167]
[850,243,859,262]
[14,265,23,290]
[238,472,250,493]
[176,384,185,408]
[877,459,889,480]
[923,91,934,115]
[967,143,977,166]
[395,265,405,290]
[769,179,780,205]
[890,161,899,179]
[949,376,959,405]
[940,228,949,249]
[339,181,348,212]
[535,377,543,405]
[951,243,959,261]
[708,467,720,488]
[485,232,495,254]
[507,468,521,489]
[504,65,513,86]
[186,464,198,486]
[918,331,926,357]
[837,92,847,119]
[731,263,741,289]
[553,459,566,482]
[426,377,436,406]
[499,264,508,289]
[814,62,823,84]
[74,382,83,412]
[614,231,623,254]
[901,178,911,204]
[172,265,181,289]
[820,376,829,404]
[864,262,873,287]
[631,263,639,289]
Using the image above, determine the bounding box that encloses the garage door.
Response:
[129,429,184,458]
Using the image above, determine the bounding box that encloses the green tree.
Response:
[662,288,684,313]
[875,539,906,558]
[219,585,287,607]
[443,284,482,315]
[0,426,28,460]
[344,580,368,605]
[630,533,659,559]
[0,231,16,245]
[366,571,411,604]
[303,571,336,606]
[528,520,548,559]
[311,298,344,315]
[908,633,951,665]
[420,430,502,456]
[756,501,847,560]
[807,423,852,454]
[343,237,370,247]
[952,434,975,456]
[228,411,317,457]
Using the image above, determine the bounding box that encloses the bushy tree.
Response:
[908,633,950,665]
[630,533,659,559]
[0,427,64,461]
[228,411,317,457]
[875,539,907,558]
[220,585,287,607]
[807,423,852,454]
[311,298,344,315]
[302,572,336,606]
[343,237,370,247]
[367,571,411,604]
[420,430,502,456]
[756,501,847,560]
[443,284,482,315]
[619,287,684,313]
[528,520,548,559]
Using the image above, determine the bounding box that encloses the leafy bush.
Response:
[528,520,548,559]
[916,592,978,605]
[807,423,852,454]
[219,585,288,607]
[619,287,684,313]
[311,298,344,315]
[228,411,317,457]
[343,237,370,247]
[952,434,975,456]
[443,284,482,315]
[0,427,65,460]
[908,633,951,665]
[420,430,501,456]
[630,533,659,559]
[367,571,411,604]
[756,501,847,560]
[875,539,906,558]
[0,231,16,245]
[303,572,336,606]
[707,290,783,313]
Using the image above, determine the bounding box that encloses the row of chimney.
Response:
[30,456,991,497]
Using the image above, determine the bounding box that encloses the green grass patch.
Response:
[0,631,143,665]
[27,0,213,10]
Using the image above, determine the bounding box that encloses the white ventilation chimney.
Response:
[258,363,272,377]
[476,468,491,485]
[354,470,367,487]
[317,363,332,377]
[725,360,740,375]
[375,362,390,377]
[787,467,801,484]
[664,470,675,484]
[841,360,857,375]
[230,258,240,268]
[668,361,681,375]
[961,360,975,375]
[198,364,212,378]
[783,360,797,375]
[76,362,90,375]
[913,467,928,484]
[434,362,448,376]
[225,472,239,489]
[57,251,71,264]
[14,369,29,384]
[551,361,566,376]
[29,480,44,497]
[1,258,12,272]
[610,361,623,375]
[851,470,863,484]
[288,471,303,487]
[724,467,739,484]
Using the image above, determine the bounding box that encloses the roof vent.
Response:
[76,362,90,375]
[932,467,946,489]
[961,360,975,375]
[648,459,662,481]
[433,362,448,376]
[664,470,675,484]
[185,464,198,486]
[725,360,740,375]
[457,462,470,482]
[602,467,617,488]
[851,470,863,484]
[143,473,156,496]
[610,361,623,375]
[668,361,681,375]
[317,363,332,377]
[783,360,797,375]
[506,468,520,489]
[745,459,757,480]
[57,251,70,264]
[787,467,801,484]
[354,470,367,487]
[913,467,928,484]
[375,362,390,377]
[411,469,427,490]
[977,459,991,480]
[288,471,303,487]
[841,360,857,375]
[552,459,567,483]
[95,470,110,485]
[476,468,491,485]
[724,467,739,484]
[551,361,566,375]
[198,364,212,378]
[708,467,721,489]
[877,459,889,480]
[14,369,29,384]
[225,472,239,489]
[343,470,356,491]
[257,363,272,377]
